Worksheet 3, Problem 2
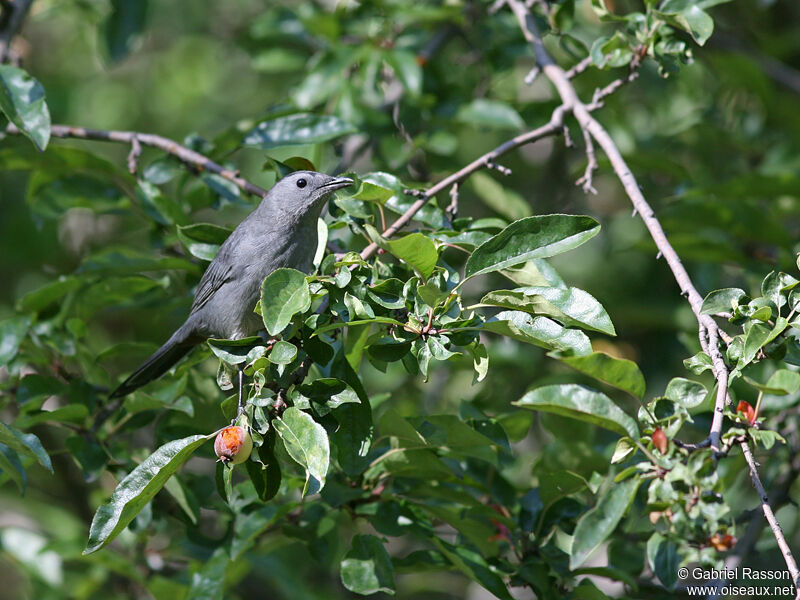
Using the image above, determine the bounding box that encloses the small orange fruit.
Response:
[214,426,253,465]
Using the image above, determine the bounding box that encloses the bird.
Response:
[110,170,353,400]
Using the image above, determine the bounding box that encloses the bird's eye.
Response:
[296,178,307,189]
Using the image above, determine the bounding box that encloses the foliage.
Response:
[2,0,800,599]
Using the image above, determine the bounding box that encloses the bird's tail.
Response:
[109,323,199,399]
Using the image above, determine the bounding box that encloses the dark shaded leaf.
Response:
[340,534,396,595]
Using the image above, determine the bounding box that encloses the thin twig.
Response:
[505,0,799,588]
[360,105,568,260]
[740,440,800,592]
[127,134,142,175]
[575,128,598,194]
[446,183,459,221]
[564,55,593,79]
[506,0,731,451]
[5,123,268,198]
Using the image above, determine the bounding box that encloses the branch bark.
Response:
[504,0,799,591]
[359,105,568,260]
[4,123,269,197]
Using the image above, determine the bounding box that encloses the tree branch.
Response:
[359,105,568,260]
[4,123,268,198]
[504,0,799,590]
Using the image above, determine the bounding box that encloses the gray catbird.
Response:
[110,171,353,399]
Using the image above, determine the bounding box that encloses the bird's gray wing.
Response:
[190,244,236,314]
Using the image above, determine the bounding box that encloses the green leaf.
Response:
[744,369,800,396]
[431,538,515,600]
[16,276,82,313]
[464,215,600,280]
[104,0,148,62]
[188,546,228,600]
[656,4,714,45]
[340,534,396,596]
[273,407,330,495]
[480,286,615,335]
[0,66,51,151]
[664,377,707,408]
[0,423,52,473]
[558,352,645,398]
[456,98,524,130]
[0,315,32,364]
[514,384,639,438]
[684,351,712,374]
[177,223,232,261]
[482,311,592,355]
[470,172,532,221]
[207,336,262,365]
[242,113,356,149]
[83,433,214,554]
[570,476,641,568]
[646,533,679,589]
[364,226,439,280]
[331,352,374,477]
[136,180,186,226]
[0,444,26,493]
[385,50,422,96]
[268,340,298,365]
[742,322,771,365]
[232,504,293,559]
[700,288,745,315]
[260,268,311,335]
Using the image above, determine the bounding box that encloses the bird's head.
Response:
[266,170,354,217]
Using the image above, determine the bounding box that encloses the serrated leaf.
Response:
[84,433,214,554]
[464,215,600,280]
[514,384,639,439]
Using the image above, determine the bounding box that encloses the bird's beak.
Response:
[320,176,354,192]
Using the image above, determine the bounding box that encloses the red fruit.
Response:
[709,533,736,551]
[652,427,668,454]
[214,426,253,465]
[736,401,756,425]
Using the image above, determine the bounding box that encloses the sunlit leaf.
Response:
[84,434,214,554]
[514,384,639,438]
